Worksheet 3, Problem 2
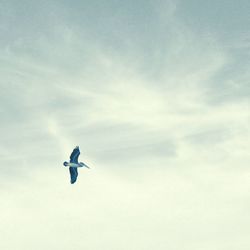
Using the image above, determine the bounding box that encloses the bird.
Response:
[63,146,90,184]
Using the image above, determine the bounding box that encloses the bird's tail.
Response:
[63,161,69,167]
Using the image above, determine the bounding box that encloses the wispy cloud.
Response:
[0,0,249,249]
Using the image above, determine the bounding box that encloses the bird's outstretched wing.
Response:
[70,146,80,163]
[69,167,78,184]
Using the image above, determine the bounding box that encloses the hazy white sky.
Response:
[0,1,250,249]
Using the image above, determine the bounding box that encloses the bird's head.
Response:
[63,161,68,167]
[80,162,90,168]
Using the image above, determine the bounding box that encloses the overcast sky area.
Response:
[0,0,250,249]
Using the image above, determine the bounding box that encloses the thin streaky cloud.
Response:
[0,0,249,249]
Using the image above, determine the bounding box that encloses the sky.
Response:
[0,0,250,249]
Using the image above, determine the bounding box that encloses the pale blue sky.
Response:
[0,1,249,250]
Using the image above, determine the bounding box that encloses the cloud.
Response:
[1,162,249,250]
[0,0,249,249]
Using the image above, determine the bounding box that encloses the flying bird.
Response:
[63,146,90,184]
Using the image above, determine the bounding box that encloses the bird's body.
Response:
[63,146,89,184]
[65,162,86,168]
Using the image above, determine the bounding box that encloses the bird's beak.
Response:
[84,164,90,169]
